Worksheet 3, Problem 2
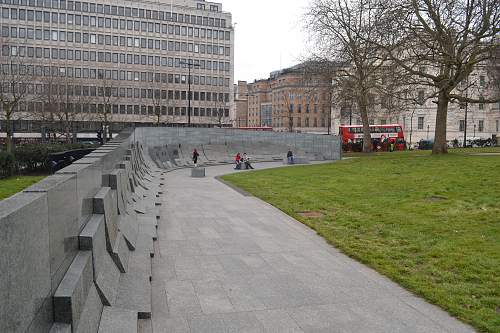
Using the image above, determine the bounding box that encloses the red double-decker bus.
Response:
[339,124,406,151]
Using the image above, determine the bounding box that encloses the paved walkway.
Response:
[151,163,475,333]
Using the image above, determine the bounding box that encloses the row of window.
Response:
[12,101,230,117]
[458,120,486,132]
[289,104,320,113]
[1,9,231,40]
[3,45,231,72]
[2,27,231,57]
[1,64,231,87]
[0,1,227,27]
[250,117,328,128]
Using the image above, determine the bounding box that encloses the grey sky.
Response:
[222,0,311,83]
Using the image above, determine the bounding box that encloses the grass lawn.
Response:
[222,149,500,333]
[0,176,47,201]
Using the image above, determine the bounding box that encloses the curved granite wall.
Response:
[0,128,341,333]
[135,127,342,162]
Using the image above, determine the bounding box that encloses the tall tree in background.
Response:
[378,0,499,154]
[0,41,34,152]
[306,0,390,153]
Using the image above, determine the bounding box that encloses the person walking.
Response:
[243,153,254,169]
[192,149,199,167]
[287,150,294,164]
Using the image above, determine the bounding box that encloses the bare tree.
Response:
[95,73,119,142]
[0,41,34,152]
[151,73,170,126]
[378,0,500,154]
[306,0,394,152]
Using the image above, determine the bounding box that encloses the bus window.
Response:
[396,127,402,133]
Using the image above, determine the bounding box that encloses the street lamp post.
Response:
[180,61,200,127]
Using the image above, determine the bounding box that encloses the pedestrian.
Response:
[192,149,199,167]
[243,153,254,169]
[287,150,294,164]
[390,141,395,152]
[234,153,242,170]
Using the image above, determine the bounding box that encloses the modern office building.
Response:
[0,0,234,140]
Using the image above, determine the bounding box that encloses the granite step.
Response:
[98,306,138,333]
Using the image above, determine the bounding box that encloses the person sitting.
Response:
[234,152,242,170]
[243,153,254,169]
[287,150,294,164]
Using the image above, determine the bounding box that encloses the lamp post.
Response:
[179,61,200,127]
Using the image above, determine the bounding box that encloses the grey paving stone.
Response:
[49,323,71,333]
[115,271,152,319]
[98,306,138,333]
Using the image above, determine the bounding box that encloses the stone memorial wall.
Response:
[0,128,341,332]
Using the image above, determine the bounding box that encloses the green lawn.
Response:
[0,176,47,200]
[222,150,500,333]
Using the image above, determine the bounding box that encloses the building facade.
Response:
[331,67,500,146]
[233,80,248,127]
[246,65,332,133]
[0,0,234,139]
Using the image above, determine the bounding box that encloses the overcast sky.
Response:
[222,0,311,83]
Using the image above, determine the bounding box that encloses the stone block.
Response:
[110,232,130,274]
[79,215,121,306]
[191,167,206,178]
[53,251,93,328]
[74,283,104,333]
[98,307,138,333]
[118,214,139,251]
[93,188,119,254]
[0,192,51,333]
[24,175,80,293]
[57,163,102,228]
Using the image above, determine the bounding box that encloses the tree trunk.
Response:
[432,90,449,154]
[5,118,13,153]
[358,95,372,153]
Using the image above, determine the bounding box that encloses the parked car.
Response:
[418,140,434,150]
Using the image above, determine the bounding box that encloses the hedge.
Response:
[0,143,94,177]
[0,151,16,177]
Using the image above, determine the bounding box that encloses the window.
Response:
[418,90,425,105]
[479,75,485,87]
[459,120,465,132]
[496,120,499,133]
[478,120,484,132]
[479,97,485,110]
[418,116,424,130]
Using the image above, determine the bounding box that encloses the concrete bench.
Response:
[191,167,206,178]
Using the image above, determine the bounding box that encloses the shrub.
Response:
[13,143,93,173]
[0,151,16,178]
